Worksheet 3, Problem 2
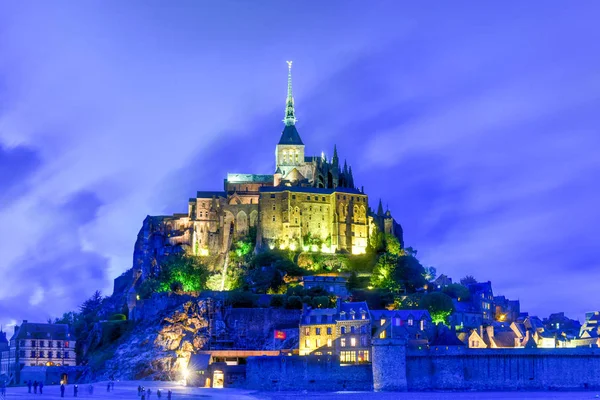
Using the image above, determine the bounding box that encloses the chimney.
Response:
[479,325,483,338]
[23,320,28,324]
[486,325,494,339]
[336,297,341,311]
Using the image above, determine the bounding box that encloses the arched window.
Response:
[341,326,346,334]
[283,150,288,163]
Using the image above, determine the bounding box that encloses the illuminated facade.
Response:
[132,62,403,279]
[1,321,76,384]
[299,301,371,364]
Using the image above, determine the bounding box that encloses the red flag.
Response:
[274,330,286,339]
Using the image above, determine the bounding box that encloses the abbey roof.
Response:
[278,125,304,145]
[260,186,363,195]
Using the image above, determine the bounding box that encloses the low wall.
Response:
[407,347,600,391]
[246,356,372,391]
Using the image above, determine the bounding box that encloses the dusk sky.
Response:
[1,1,599,329]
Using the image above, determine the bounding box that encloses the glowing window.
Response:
[327,339,332,347]
[350,338,356,347]
[340,338,346,347]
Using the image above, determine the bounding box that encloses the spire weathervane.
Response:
[284,61,297,126]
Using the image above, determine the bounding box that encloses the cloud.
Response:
[0,190,110,328]
[0,143,43,207]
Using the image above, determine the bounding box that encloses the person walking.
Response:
[34,380,39,394]
[39,381,44,394]
[157,389,162,398]
[27,380,32,393]
[60,383,65,398]
[1,380,6,397]
[107,382,111,392]
[147,388,152,398]
[73,384,78,397]
[167,389,172,400]
[138,385,142,396]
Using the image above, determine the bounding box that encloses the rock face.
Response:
[98,299,210,381]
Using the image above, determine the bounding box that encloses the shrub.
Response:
[108,314,126,321]
[138,278,160,299]
[312,296,331,309]
[285,295,303,309]
[229,291,258,308]
[270,295,285,308]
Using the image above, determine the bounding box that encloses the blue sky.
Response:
[0,1,599,329]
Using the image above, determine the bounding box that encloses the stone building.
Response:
[301,274,349,298]
[370,310,433,349]
[3,321,76,384]
[0,329,9,378]
[130,62,403,281]
[299,301,371,364]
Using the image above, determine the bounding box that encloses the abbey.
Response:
[133,62,403,279]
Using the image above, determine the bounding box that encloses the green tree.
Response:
[384,234,403,256]
[270,295,285,308]
[442,283,471,301]
[312,296,332,309]
[460,275,477,286]
[138,278,160,299]
[420,292,454,325]
[157,254,209,293]
[370,254,399,292]
[285,295,303,309]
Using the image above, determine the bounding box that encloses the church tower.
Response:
[276,61,306,180]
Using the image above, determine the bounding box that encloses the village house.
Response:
[299,300,371,364]
[493,296,520,323]
[370,309,432,349]
[467,282,495,323]
[2,321,77,384]
[301,274,349,298]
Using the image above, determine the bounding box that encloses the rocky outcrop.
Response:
[94,298,210,381]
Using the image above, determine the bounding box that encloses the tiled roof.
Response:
[10,322,72,341]
[301,301,370,325]
[278,125,304,145]
[259,186,363,195]
[430,329,466,347]
[196,191,227,198]
[370,309,431,322]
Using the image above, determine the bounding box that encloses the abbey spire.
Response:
[283,60,297,126]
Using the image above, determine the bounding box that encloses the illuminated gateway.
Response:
[133,62,403,279]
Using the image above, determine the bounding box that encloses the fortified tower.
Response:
[371,334,408,391]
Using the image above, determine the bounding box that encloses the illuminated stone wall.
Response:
[405,347,600,390]
[246,355,373,391]
[258,188,369,254]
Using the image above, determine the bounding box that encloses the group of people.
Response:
[26,380,44,394]
[137,385,172,399]
[59,383,78,397]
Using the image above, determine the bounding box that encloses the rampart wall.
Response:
[406,347,600,391]
[245,355,372,391]
[246,347,600,391]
